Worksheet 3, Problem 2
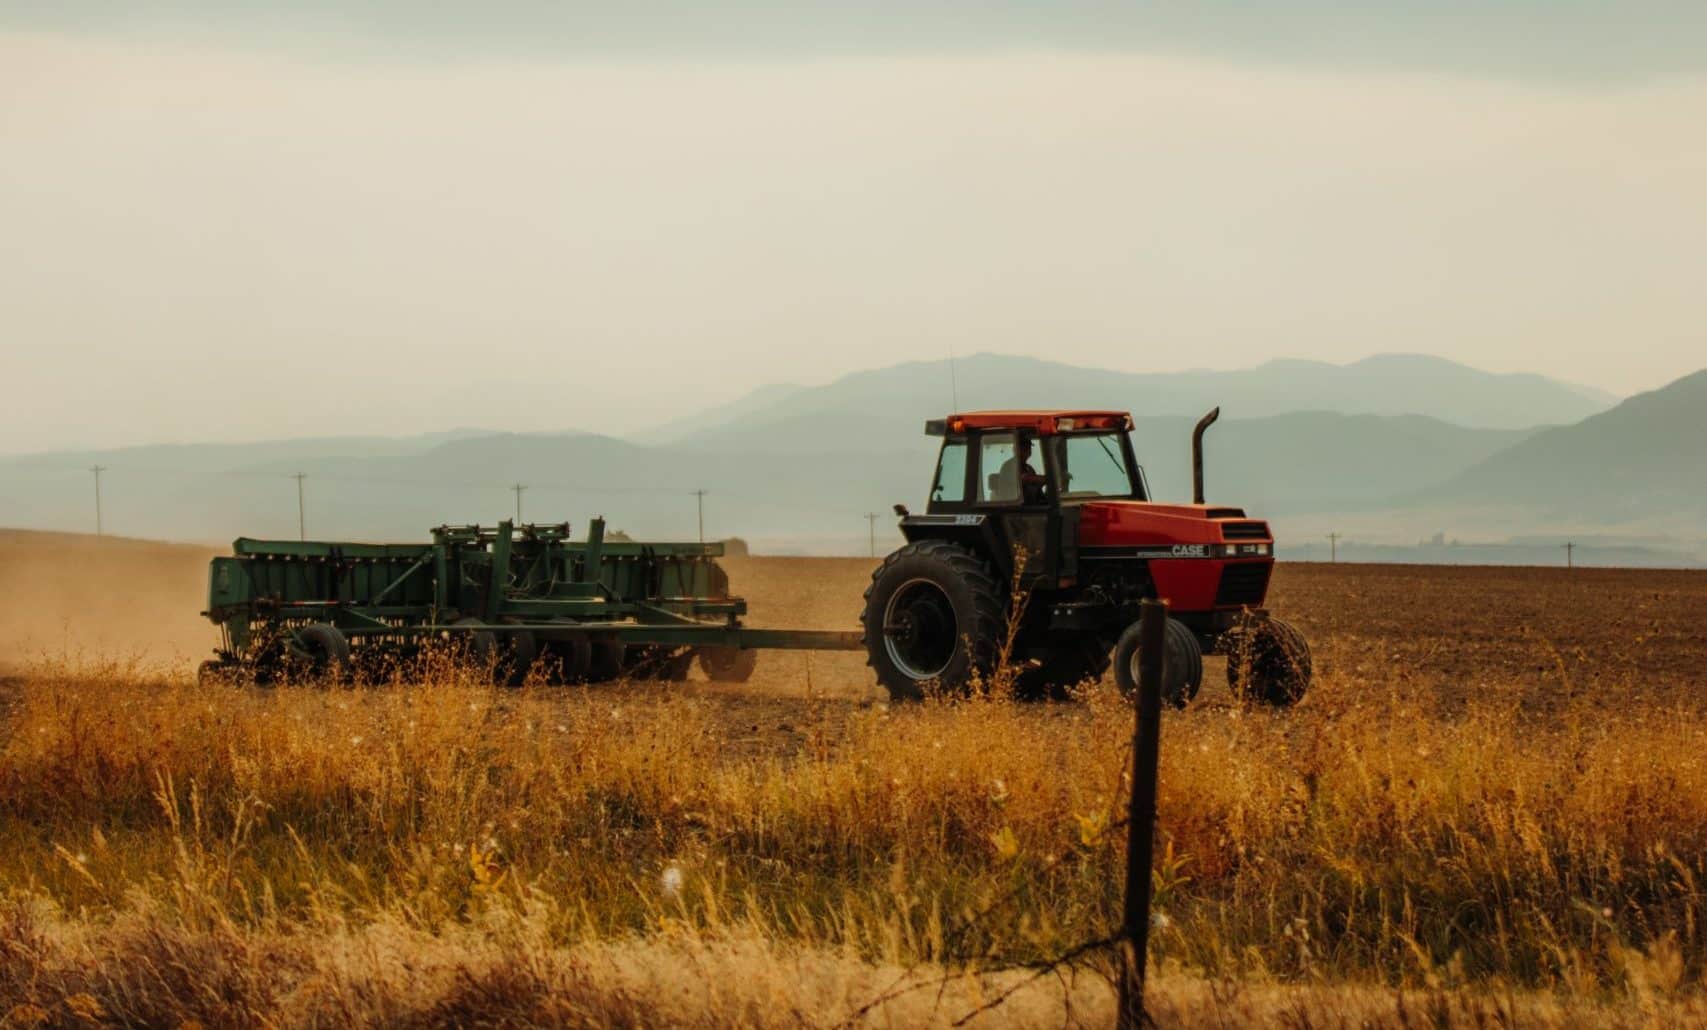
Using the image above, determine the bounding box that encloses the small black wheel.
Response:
[1226,617,1311,706]
[698,646,759,683]
[538,636,593,685]
[586,640,626,683]
[1112,616,1203,708]
[296,623,353,685]
[453,617,536,686]
[860,540,1005,701]
[627,645,693,681]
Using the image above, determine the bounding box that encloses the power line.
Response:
[89,465,108,536]
[292,472,307,541]
[1326,532,1340,563]
[865,512,881,558]
[1563,541,1574,569]
[511,482,527,522]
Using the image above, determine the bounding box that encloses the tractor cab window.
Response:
[981,432,1045,505]
[1049,432,1140,499]
[931,440,968,504]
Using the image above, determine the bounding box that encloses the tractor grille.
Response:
[1215,562,1271,607]
[1205,507,1246,519]
[1219,520,1271,541]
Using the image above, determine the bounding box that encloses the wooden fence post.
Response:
[1117,598,1167,1029]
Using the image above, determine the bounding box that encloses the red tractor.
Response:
[861,409,1311,705]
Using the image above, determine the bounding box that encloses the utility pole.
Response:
[292,472,307,541]
[1564,541,1574,569]
[691,489,707,544]
[512,483,527,523]
[89,465,108,536]
[864,512,881,558]
[1326,532,1341,563]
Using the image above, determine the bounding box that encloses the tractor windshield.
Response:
[1048,432,1141,499]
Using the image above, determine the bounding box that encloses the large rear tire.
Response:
[1112,617,1203,708]
[1226,617,1311,706]
[861,540,1005,701]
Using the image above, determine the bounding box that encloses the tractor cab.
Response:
[923,411,1148,512]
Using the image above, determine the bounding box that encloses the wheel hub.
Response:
[882,578,958,681]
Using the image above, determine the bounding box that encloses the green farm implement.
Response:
[200,517,860,685]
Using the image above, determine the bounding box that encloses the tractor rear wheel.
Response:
[1226,617,1311,706]
[1113,617,1204,708]
[699,646,759,683]
[861,540,1004,701]
[1013,636,1112,700]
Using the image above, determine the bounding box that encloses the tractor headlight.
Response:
[1211,543,1271,558]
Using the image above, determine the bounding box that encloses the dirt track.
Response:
[4,532,1704,706]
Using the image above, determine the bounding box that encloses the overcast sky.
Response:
[3,4,1705,453]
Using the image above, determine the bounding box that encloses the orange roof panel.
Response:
[944,411,1133,435]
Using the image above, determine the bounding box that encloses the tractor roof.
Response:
[928,410,1133,436]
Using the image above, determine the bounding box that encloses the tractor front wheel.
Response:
[1225,617,1311,706]
[1112,617,1203,708]
[861,540,1004,701]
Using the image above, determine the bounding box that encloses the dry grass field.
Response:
[3,533,1707,1026]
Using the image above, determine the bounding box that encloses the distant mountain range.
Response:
[648,352,1616,448]
[0,354,1699,564]
[1435,369,1707,518]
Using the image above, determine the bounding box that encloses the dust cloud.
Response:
[0,531,219,675]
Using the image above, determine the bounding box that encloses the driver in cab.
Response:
[995,436,1048,504]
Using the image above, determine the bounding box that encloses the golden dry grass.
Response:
[3,537,1706,1025]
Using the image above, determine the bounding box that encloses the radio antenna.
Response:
[948,347,960,411]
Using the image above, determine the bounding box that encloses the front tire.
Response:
[861,540,1005,701]
[1112,617,1203,708]
[1226,617,1311,706]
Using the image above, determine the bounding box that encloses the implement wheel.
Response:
[627,645,693,681]
[454,617,537,687]
[586,640,626,683]
[698,646,759,683]
[1112,617,1203,708]
[1226,617,1311,706]
[538,637,593,685]
[296,623,353,685]
[861,540,1004,701]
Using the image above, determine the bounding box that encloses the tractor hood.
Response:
[1077,500,1273,551]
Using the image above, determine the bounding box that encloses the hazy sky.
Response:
[3,4,1705,453]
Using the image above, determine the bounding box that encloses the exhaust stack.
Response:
[1191,407,1220,505]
